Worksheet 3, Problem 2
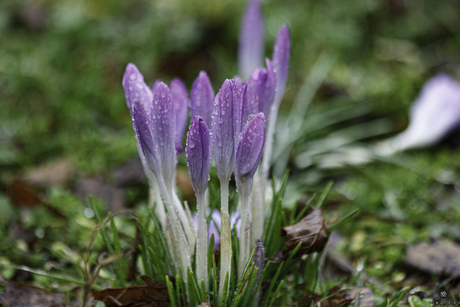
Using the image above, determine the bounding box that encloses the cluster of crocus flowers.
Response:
[122,0,290,301]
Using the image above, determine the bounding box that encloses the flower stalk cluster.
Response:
[122,0,290,303]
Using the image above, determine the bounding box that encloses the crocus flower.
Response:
[192,210,241,250]
[191,71,215,128]
[272,24,291,106]
[150,83,177,190]
[186,117,211,195]
[122,63,153,115]
[248,59,276,119]
[235,113,266,198]
[212,79,238,183]
[186,116,211,288]
[235,112,265,277]
[386,73,460,152]
[239,0,264,80]
[170,78,189,155]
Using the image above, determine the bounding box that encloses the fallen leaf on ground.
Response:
[272,205,328,262]
[406,240,460,276]
[75,176,125,212]
[300,286,374,307]
[91,275,170,307]
[22,158,75,188]
[4,180,66,218]
[0,274,67,307]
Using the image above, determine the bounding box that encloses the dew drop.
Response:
[136,83,143,89]
[129,86,133,91]
[189,141,195,149]
[129,73,136,81]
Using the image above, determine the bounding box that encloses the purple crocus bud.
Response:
[212,79,237,182]
[272,24,290,105]
[233,76,245,97]
[132,101,160,177]
[186,116,211,195]
[171,78,189,155]
[241,84,258,131]
[151,79,162,92]
[191,71,215,128]
[253,239,264,284]
[150,82,177,187]
[386,73,460,152]
[235,113,265,197]
[239,0,264,80]
[122,63,153,115]
[248,60,276,119]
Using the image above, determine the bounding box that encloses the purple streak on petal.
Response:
[272,24,290,105]
[122,63,153,115]
[132,101,160,176]
[262,59,276,118]
[239,0,264,80]
[151,82,176,184]
[171,78,189,155]
[186,116,211,195]
[241,84,258,131]
[235,113,265,192]
[233,81,244,143]
[212,79,237,182]
[191,71,215,128]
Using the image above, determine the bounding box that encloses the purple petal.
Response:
[191,71,215,128]
[171,78,189,155]
[235,113,265,188]
[272,24,290,105]
[212,79,237,181]
[151,79,162,92]
[248,61,275,119]
[132,101,160,176]
[392,73,460,150]
[241,84,258,131]
[151,82,176,183]
[122,64,153,115]
[233,81,244,143]
[239,0,264,80]
[186,116,211,195]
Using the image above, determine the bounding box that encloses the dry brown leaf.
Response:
[0,275,67,307]
[4,180,66,218]
[406,240,460,276]
[272,205,328,262]
[301,286,352,307]
[348,287,374,307]
[196,303,211,307]
[91,275,170,307]
[22,158,75,188]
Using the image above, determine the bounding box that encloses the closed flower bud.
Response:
[191,71,215,128]
[122,63,153,115]
[186,117,211,195]
[239,0,264,80]
[272,25,290,105]
[171,78,189,155]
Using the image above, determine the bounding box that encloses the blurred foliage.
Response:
[1,0,460,302]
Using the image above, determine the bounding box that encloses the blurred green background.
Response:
[1,0,460,301]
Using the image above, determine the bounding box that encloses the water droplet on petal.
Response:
[189,141,195,148]
[129,73,136,81]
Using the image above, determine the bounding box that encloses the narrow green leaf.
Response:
[248,262,271,307]
[219,271,229,307]
[213,255,219,307]
[240,266,258,307]
[328,209,359,234]
[293,194,316,224]
[267,280,284,307]
[264,262,284,307]
[187,267,201,306]
[201,279,208,303]
[208,233,215,275]
[110,217,126,286]
[166,276,177,307]
[316,181,333,209]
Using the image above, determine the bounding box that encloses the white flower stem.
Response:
[238,192,250,278]
[196,191,208,290]
[250,175,263,250]
[172,190,196,253]
[157,179,191,278]
[219,181,232,298]
[149,177,166,229]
